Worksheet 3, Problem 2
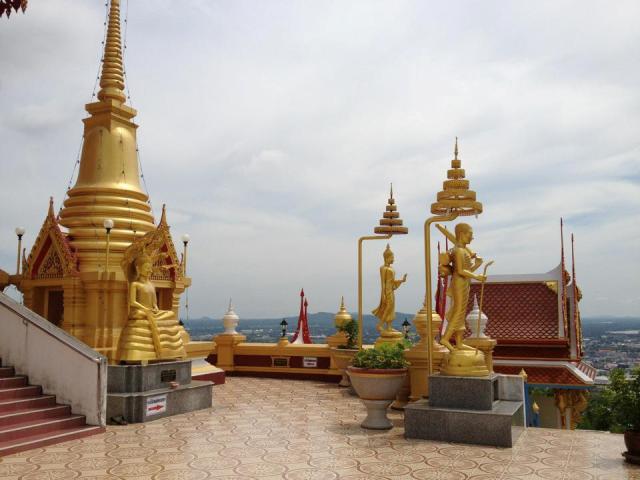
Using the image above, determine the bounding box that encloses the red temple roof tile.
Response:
[494,365,583,386]
[467,282,559,340]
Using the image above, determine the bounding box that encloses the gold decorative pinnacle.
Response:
[374,183,408,235]
[430,138,483,217]
[97,0,126,104]
[334,296,353,325]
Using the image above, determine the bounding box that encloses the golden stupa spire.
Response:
[58,0,155,274]
[97,0,126,105]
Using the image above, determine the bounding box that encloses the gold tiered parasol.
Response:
[430,138,483,217]
[374,185,409,235]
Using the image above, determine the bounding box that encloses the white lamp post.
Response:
[15,227,25,275]
[103,219,114,276]
[181,233,190,276]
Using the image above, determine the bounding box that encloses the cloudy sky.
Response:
[1,1,639,319]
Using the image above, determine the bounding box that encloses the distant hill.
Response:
[184,313,640,343]
[183,311,415,344]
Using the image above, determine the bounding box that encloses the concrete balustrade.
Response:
[0,293,107,426]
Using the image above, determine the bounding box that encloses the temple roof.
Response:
[495,362,595,386]
[467,281,560,340]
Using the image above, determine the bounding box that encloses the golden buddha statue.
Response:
[437,223,490,376]
[372,244,407,346]
[115,231,186,363]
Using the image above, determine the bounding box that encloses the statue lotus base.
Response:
[440,349,490,377]
[374,329,405,347]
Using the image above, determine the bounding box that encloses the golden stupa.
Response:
[18,0,190,361]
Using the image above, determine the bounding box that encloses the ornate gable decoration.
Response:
[24,198,79,279]
[150,205,182,283]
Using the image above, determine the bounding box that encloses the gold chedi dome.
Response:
[334,296,353,328]
[374,185,409,235]
[430,138,483,217]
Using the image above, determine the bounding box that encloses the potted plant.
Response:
[332,319,358,387]
[609,368,640,463]
[347,343,409,430]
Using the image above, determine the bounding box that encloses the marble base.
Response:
[404,374,525,447]
[107,360,213,424]
[404,399,524,447]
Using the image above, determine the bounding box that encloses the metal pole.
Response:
[424,212,458,375]
[16,235,23,275]
[358,234,391,349]
[183,242,188,276]
[105,231,111,276]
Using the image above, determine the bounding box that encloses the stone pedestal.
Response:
[107,360,213,423]
[405,374,525,447]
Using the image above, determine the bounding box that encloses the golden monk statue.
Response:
[436,223,490,376]
[115,231,186,363]
[372,244,407,346]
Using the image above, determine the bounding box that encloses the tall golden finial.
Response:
[454,137,458,160]
[97,0,126,104]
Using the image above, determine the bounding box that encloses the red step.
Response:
[0,414,86,443]
[0,362,103,456]
[0,425,104,457]
[0,376,28,389]
[0,405,71,428]
[0,395,56,413]
[0,385,41,400]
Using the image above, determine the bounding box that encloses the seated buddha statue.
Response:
[115,234,186,363]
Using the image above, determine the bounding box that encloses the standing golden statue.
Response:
[372,244,407,346]
[115,230,186,363]
[436,223,490,376]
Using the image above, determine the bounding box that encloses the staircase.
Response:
[0,359,104,456]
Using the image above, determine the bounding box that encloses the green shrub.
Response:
[352,343,409,369]
[337,319,358,349]
[578,367,640,433]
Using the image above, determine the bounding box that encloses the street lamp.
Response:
[422,139,482,375]
[357,184,408,348]
[14,227,25,275]
[402,318,411,338]
[280,319,288,338]
[103,219,114,276]
[181,234,190,276]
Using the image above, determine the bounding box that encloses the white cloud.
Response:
[0,0,639,319]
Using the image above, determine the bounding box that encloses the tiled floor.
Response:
[1,377,638,479]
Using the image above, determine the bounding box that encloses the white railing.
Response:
[0,293,106,426]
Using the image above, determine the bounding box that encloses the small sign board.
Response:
[160,369,177,383]
[146,395,167,416]
[272,357,290,368]
[303,357,317,368]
